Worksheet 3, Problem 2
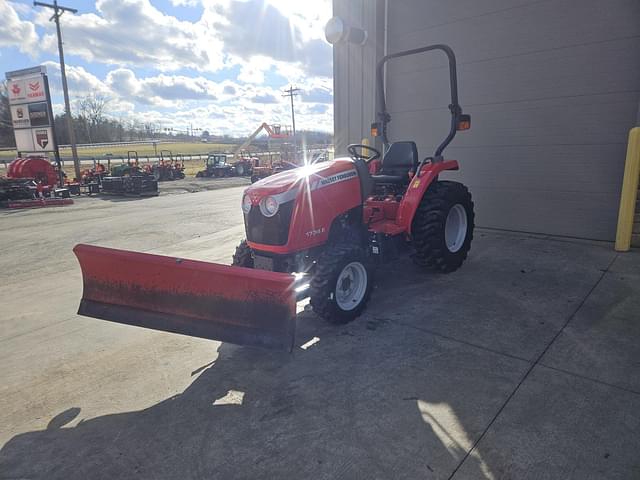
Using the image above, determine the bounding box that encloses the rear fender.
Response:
[396,160,459,235]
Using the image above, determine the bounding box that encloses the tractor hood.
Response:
[244,158,355,201]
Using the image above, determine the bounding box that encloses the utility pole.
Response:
[34,0,81,181]
[282,85,301,145]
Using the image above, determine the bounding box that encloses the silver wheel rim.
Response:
[445,204,468,253]
[335,262,368,311]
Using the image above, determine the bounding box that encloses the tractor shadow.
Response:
[2,236,536,479]
[0,312,503,479]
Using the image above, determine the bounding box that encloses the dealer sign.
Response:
[5,66,56,153]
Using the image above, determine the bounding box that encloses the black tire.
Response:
[232,240,254,268]
[412,181,474,272]
[195,171,203,178]
[310,245,372,324]
[250,175,259,184]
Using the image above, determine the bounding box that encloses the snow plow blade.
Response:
[73,244,296,350]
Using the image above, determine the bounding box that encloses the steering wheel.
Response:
[348,144,381,163]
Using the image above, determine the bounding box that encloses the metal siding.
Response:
[334,0,640,240]
[332,0,384,156]
[386,0,640,240]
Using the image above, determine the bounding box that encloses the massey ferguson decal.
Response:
[35,129,49,149]
[313,169,358,190]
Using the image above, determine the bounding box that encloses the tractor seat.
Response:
[371,141,418,184]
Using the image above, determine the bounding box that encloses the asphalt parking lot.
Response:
[1,185,639,479]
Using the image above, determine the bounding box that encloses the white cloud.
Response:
[30,0,331,78]
[35,0,222,72]
[201,0,332,77]
[302,86,332,104]
[169,0,199,6]
[237,60,267,85]
[1,0,334,135]
[106,69,219,106]
[0,0,39,56]
[43,61,111,97]
[43,66,332,135]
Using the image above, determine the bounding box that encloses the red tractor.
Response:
[74,44,474,350]
[153,151,185,181]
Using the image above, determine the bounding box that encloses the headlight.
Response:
[259,196,279,217]
[241,194,252,214]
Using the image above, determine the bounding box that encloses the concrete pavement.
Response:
[0,186,639,479]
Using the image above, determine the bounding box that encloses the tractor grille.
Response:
[245,200,294,246]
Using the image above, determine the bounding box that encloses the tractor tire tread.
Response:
[310,244,372,324]
[231,239,254,268]
[411,181,474,273]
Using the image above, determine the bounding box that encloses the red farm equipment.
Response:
[152,151,185,181]
[1,156,75,206]
[7,156,58,188]
[100,151,159,196]
[2,156,57,199]
[74,44,474,351]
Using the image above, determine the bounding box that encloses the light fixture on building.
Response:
[325,16,367,45]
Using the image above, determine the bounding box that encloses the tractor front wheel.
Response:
[412,181,474,272]
[310,245,372,324]
[232,240,254,268]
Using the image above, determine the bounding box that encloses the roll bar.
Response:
[375,44,469,158]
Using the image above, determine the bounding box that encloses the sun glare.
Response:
[296,163,317,178]
[265,0,331,31]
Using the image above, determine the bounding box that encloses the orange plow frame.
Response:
[74,244,297,350]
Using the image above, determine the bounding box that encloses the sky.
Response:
[0,0,334,136]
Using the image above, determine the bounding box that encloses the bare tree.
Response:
[0,82,16,148]
[75,94,110,143]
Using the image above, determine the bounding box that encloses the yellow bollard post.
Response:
[615,127,640,251]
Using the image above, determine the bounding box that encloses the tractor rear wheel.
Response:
[232,240,254,268]
[411,181,474,272]
[310,245,372,323]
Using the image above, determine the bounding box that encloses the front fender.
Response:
[396,160,459,235]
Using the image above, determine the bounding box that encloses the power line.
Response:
[33,0,81,181]
[282,85,301,146]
